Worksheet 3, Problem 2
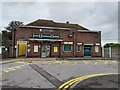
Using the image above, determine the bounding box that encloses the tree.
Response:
[5,21,23,57]
[4,21,24,47]
[5,21,23,31]
[2,30,12,47]
[0,32,2,45]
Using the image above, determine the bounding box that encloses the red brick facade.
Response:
[13,19,102,57]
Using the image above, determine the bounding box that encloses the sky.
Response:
[0,0,119,46]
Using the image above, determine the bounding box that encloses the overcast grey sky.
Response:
[1,1,119,46]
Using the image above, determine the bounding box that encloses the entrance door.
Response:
[84,45,92,56]
[17,41,27,57]
[104,47,109,58]
[41,44,50,57]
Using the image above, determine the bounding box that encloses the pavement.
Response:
[0,58,119,90]
[1,57,118,64]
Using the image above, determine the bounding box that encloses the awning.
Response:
[29,38,63,42]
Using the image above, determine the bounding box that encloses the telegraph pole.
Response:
[12,21,16,58]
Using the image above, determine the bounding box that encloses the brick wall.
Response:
[14,27,102,57]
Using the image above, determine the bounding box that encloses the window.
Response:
[41,34,52,38]
[33,34,40,38]
[64,44,72,52]
[52,34,59,38]
[2,47,5,51]
[54,46,58,52]
[77,45,81,52]
[34,45,38,52]
[95,46,99,52]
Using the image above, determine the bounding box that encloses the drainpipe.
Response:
[50,42,52,57]
[59,41,61,57]
[72,31,76,57]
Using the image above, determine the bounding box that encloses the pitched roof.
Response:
[26,19,88,30]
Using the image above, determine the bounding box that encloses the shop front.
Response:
[26,38,63,57]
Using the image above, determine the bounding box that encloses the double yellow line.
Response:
[57,73,114,90]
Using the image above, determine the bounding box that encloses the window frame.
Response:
[34,45,39,52]
[77,45,81,52]
[52,34,59,38]
[63,44,72,52]
[41,34,52,38]
[95,46,99,52]
[53,46,58,52]
[33,33,40,38]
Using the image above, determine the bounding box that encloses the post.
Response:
[72,31,76,57]
[50,42,52,57]
[59,42,61,57]
[102,47,104,57]
[12,28,16,58]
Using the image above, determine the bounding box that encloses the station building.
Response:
[13,19,102,57]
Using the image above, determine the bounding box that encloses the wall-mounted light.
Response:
[69,34,72,38]
[15,45,17,48]
[27,44,31,49]
[39,29,42,31]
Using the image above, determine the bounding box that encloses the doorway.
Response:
[104,47,109,58]
[17,41,27,57]
[84,45,92,57]
[41,44,50,57]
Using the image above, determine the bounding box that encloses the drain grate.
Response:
[29,64,63,88]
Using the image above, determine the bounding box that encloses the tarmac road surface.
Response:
[1,59,118,90]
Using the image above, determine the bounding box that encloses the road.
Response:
[1,59,118,89]
[74,74,119,89]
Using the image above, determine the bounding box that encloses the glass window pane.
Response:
[41,34,51,38]
[64,44,72,52]
[95,46,99,52]
[77,45,81,52]
[53,34,59,38]
[33,34,39,38]
[34,45,38,52]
